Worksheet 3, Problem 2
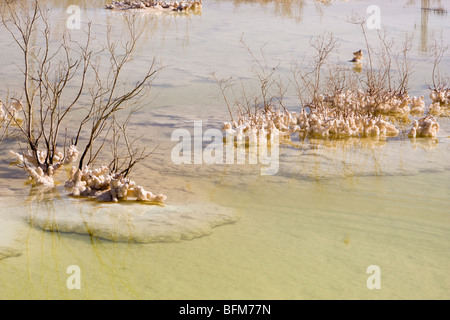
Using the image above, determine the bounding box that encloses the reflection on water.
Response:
[233,0,308,22]
[416,0,449,52]
[0,0,449,299]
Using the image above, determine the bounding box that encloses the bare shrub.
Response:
[1,0,165,202]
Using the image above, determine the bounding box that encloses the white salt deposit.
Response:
[29,199,239,243]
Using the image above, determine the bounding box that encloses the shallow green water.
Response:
[0,0,449,299]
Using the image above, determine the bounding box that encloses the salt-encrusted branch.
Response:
[10,145,79,187]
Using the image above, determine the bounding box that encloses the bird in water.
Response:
[349,50,363,73]
[350,50,363,62]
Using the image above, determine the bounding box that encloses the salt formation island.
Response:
[29,200,239,243]
[105,0,202,14]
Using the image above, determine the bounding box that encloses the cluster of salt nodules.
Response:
[410,96,426,114]
[0,99,22,122]
[222,109,295,145]
[221,92,418,143]
[372,94,413,116]
[428,89,450,116]
[407,115,440,138]
[105,0,202,12]
[332,91,432,117]
[223,109,399,143]
[309,90,418,117]
[430,89,450,104]
[10,145,79,187]
[64,166,167,203]
[299,111,400,138]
